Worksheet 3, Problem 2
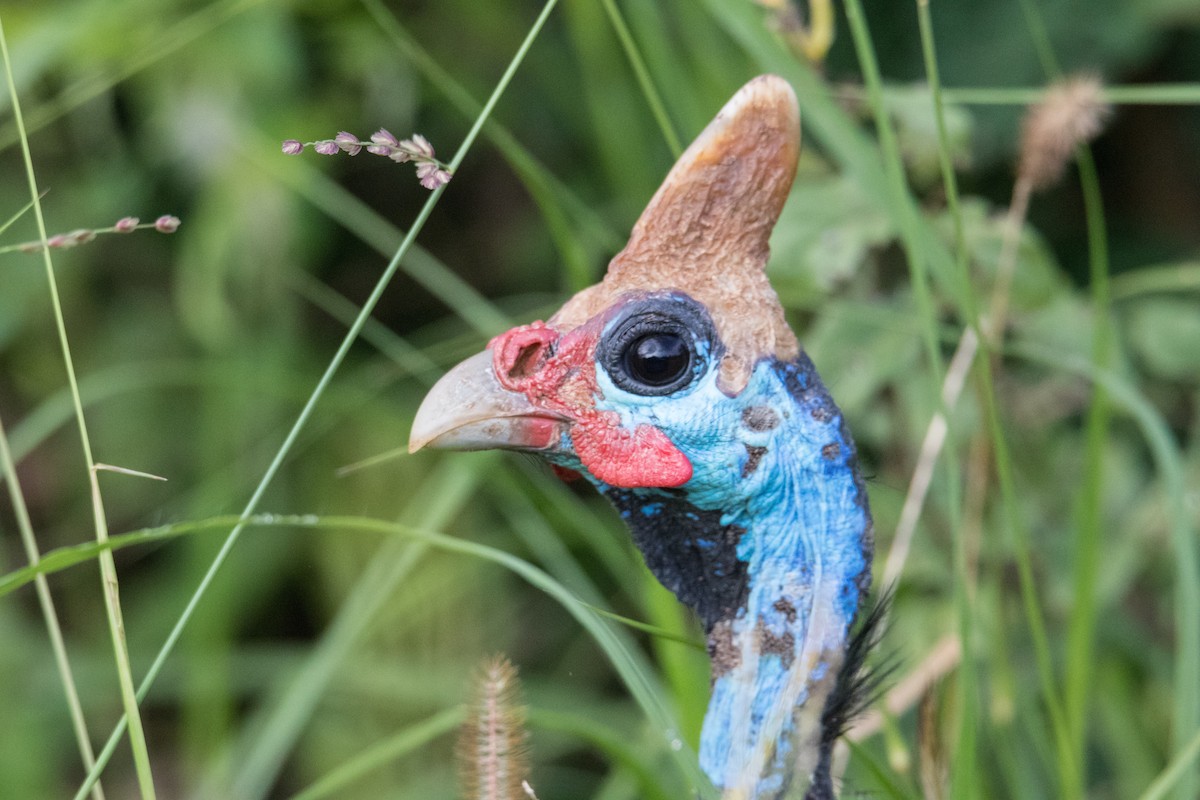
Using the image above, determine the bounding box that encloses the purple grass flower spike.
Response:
[407,134,435,160]
[371,128,400,148]
[416,163,452,190]
[368,128,399,156]
[68,229,96,246]
[335,131,362,155]
[281,127,452,190]
[1,212,182,256]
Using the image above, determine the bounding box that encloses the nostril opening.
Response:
[491,322,559,387]
[507,341,543,379]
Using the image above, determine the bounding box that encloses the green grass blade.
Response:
[1063,145,1113,789]
[359,0,624,289]
[913,4,980,796]
[72,3,564,795]
[1012,340,1200,800]
[223,461,477,798]
[0,410,105,800]
[529,707,679,800]
[288,707,464,800]
[0,0,269,148]
[0,509,717,798]
[943,85,1200,106]
[0,17,156,798]
[599,0,682,157]
[1137,727,1200,800]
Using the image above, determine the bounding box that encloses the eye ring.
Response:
[597,295,717,397]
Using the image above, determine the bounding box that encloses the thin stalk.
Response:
[0,411,105,800]
[288,708,465,800]
[944,84,1200,106]
[1063,145,1112,790]
[599,0,683,157]
[223,462,475,799]
[0,17,157,799]
[841,0,946,389]
[913,5,980,797]
[1137,727,1200,800]
[0,0,270,148]
[358,0,624,288]
[72,1,564,796]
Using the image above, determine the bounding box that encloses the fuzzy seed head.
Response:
[313,140,339,155]
[154,215,181,233]
[281,139,304,155]
[458,655,530,800]
[115,216,140,232]
[1017,75,1110,192]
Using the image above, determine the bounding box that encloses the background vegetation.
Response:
[1,1,1198,798]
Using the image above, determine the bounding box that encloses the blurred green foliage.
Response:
[0,1,1198,799]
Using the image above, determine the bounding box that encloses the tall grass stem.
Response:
[0,16,157,799]
[0,412,105,800]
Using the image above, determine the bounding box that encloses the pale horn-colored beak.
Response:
[408,350,569,454]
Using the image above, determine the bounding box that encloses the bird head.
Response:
[410,76,873,800]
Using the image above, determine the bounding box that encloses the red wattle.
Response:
[571,420,692,489]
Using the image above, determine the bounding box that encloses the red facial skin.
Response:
[489,319,693,489]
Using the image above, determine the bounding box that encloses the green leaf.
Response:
[770,171,895,294]
[1126,297,1200,382]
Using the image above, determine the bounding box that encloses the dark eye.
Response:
[624,333,690,388]
[597,294,718,397]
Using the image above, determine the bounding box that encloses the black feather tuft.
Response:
[803,591,895,800]
[821,589,896,744]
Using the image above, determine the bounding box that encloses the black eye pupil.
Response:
[625,333,690,387]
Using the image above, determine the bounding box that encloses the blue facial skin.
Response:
[544,295,873,799]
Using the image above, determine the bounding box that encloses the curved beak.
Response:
[408,350,569,454]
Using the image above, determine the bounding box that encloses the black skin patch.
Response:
[741,405,780,431]
[605,488,749,634]
[742,444,768,478]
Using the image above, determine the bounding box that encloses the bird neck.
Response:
[607,356,873,799]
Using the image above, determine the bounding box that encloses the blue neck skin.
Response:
[569,354,873,799]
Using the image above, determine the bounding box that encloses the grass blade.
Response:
[72,2,564,795]
[0,16,156,798]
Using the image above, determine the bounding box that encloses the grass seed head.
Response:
[1018,74,1111,192]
